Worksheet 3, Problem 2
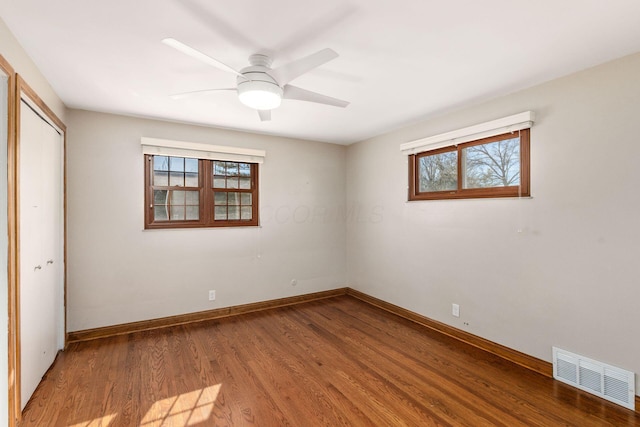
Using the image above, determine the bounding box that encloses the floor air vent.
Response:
[552,347,635,410]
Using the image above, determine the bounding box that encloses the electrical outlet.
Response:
[209,290,216,301]
[452,303,460,317]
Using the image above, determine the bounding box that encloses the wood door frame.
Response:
[1,54,17,427]
[10,74,67,423]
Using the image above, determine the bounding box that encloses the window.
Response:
[408,129,529,200]
[144,155,259,228]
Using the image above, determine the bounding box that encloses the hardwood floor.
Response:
[19,296,640,426]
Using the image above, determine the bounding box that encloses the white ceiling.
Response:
[2,0,640,145]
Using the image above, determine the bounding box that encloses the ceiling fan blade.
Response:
[269,48,338,85]
[283,85,349,108]
[162,38,247,80]
[169,88,236,100]
[258,110,271,122]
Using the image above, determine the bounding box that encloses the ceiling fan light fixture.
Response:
[238,80,283,110]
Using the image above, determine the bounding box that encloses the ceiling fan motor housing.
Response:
[237,55,283,110]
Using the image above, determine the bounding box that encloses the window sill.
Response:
[405,196,533,203]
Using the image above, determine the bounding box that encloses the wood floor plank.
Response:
[18,296,640,426]
[294,300,515,426]
[316,301,558,426]
[319,298,620,426]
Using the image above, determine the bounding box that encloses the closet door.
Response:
[40,109,64,350]
[19,101,64,409]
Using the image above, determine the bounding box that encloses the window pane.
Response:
[213,161,226,175]
[241,193,252,205]
[153,171,168,186]
[418,151,457,192]
[154,156,169,171]
[154,190,168,205]
[185,158,198,173]
[154,205,168,221]
[228,192,240,206]
[169,172,184,187]
[213,176,226,189]
[462,137,520,189]
[239,163,251,177]
[185,172,198,187]
[228,206,240,220]
[170,206,185,220]
[241,207,252,220]
[227,162,238,176]
[171,190,185,205]
[186,206,199,220]
[214,206,227,220]
[239,177,251,189]
[170,157,184,172]
[214,192,227,205]
[227,177,239,189]
[185,191,199,205]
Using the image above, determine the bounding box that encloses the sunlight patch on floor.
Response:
[140,383,222,426]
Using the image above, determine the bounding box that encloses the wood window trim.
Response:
[1,54,19,427]
[144,155,259,229]
[408,129,530,201]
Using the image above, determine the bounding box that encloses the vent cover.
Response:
[552,347,635,410]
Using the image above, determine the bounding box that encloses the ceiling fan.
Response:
[162,38,350,121]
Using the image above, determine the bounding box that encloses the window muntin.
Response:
[145,155,258,228]
[409,129,529,200]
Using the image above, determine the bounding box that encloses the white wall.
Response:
[66,110,346,331]
[346,52,640,390]
[0,17,66,123]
